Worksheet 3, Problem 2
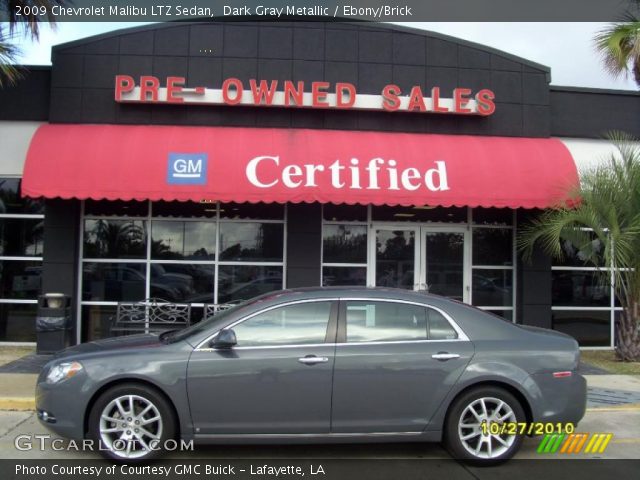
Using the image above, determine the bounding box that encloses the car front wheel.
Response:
[88,383,176,461]
[444,386,526,464]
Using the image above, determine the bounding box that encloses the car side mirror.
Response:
[210,329,237,349]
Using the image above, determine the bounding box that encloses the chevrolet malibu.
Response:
[36,287,586,463]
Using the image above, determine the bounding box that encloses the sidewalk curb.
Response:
[587,404,640,412]
[0,398,35,411]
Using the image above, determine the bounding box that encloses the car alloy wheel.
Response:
[99,394,163,459]
[457,396,516,459]
[89,384,176,461]
[444,386,525,464]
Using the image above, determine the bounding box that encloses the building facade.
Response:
[1,22,639,348]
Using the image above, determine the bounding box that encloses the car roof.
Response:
[267,286,447,303]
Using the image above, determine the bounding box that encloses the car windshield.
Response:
[162,291,286,344]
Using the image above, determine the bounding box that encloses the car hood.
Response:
[54,333,163,359]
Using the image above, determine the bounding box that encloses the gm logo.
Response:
[167,153,207,185]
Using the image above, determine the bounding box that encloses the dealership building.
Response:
[0,21,639,349]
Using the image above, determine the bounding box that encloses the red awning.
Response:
[22,124,578,208]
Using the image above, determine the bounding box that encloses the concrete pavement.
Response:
[0,408,638,460]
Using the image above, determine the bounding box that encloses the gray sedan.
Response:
[36,287,586,464]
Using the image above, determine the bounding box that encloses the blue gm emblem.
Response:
[167,153,208,185]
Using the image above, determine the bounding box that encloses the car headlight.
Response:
[46,361,83,384]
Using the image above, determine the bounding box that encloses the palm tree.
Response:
[518,133,640,361]
[594,3,640,87]
[0,1,64,86]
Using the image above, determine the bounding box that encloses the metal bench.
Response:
[109,298,191,336]
[203,303,238,322]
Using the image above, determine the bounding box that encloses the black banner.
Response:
[0,0,638,22]
[2,459,640,480]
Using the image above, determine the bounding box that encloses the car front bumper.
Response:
[35,376,88,442]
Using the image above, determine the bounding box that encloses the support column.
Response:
[286,203,322,288]
[41,199,81,346]
[516,210,553,328]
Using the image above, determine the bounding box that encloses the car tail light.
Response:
[553,371,572,378]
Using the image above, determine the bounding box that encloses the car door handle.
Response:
[298,355,329,365]
[431,352,460,361]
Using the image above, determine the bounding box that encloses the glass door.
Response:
[371,227,419,290]
[370,226,470,303]
[420,229,469,303]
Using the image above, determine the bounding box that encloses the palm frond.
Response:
[519,133,640,298]
[5,1,64,39]
[594,20,640,83]
[0,38,23,86]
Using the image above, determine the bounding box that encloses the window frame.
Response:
[336,298,470,345]
[0,176,45,345]
[195,298,339,350]
[78,200,287,343]
[550,228,618,349]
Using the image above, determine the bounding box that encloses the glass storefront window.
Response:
[83,219,147,259]
[483,310,513,322]
[152,201,217,218]
[472,208,513,226]
[0,260,42,300]
[81,305,117,343]
[218,265,283,304]
[472,269,513,307]
[82,263,147,302]
[80,201,285,340]
[322,266,367,286]
[323,204,367,222]
[0,303,37,342]
[555,236,606,268]
[472,228,513,266]
[219,202,284,220]
[323,225,367,264]
[0,177,44,343]
[219,223,284,261]
[375,230,415,289]
[0,178,43,215]
[552,310,611,347]
[372,205,467,223]
[551,232,614,346]
[0,218,43,256]
[150,263,214,303]
[552,271,610,307]
[151,221,216,260]
[85,199,149,217]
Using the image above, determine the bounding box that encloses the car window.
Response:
[232,301,332,347]
[428,308,458,340]
[345,301,427,343]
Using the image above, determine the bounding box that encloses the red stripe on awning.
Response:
[22,124,578,208]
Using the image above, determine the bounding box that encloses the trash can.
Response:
[36,293,72,354]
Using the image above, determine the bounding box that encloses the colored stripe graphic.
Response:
[538,433,613,454]
[585,433,613,454]
[537,434,566,453]
[560,433,588,453]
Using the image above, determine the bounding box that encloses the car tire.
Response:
[444,386,526,465]
[88,383,176,462]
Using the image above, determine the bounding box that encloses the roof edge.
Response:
[51,19,550,74]
[551,85,640,96]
